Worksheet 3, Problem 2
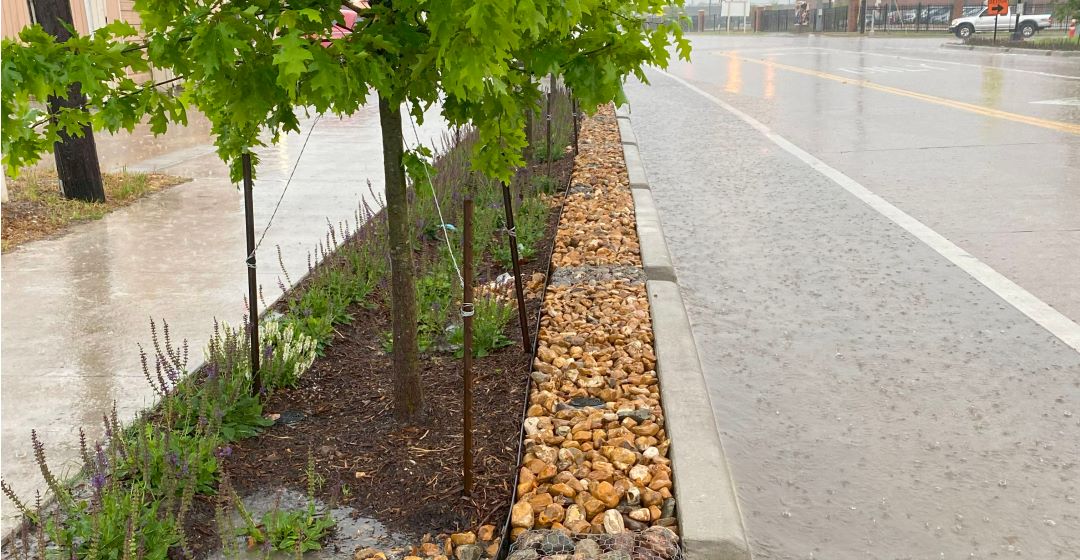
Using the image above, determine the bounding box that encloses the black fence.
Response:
[759,5,851,32]
[757,2,1066,33]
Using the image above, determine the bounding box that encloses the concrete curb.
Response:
[941,41,1080,57]
[615,106,752,560]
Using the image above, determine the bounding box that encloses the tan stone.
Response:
[641,487,663,507]
[629,508,651,522]
[526,458,546,473]
[550,482,576,498]
[628,464,651,485]
[602,509,625,534]
[419,543,441,556]
[593,481,620,509]
[565,504,586,525]
[485,541,500,558]
[511,501,534,529]
[649,505,663,521]
[583,498,606,518]
[608,447,637,470]
[566,519,592,534]
[477,524,496,542]
[538,503,566,526]
[538,463,558,482]
[528,492,554,510]
[450,532,476,546]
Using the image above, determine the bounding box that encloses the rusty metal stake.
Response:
[501,182,530,350]
[242,153,262,396]
[462,196,475,496]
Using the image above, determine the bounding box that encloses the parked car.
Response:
[949,7,1053,38]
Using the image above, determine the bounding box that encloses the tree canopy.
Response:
[2,0,689,182]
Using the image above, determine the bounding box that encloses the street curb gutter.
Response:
[941,41,1080,57]
[616,107,752,560]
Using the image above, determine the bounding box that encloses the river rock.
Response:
[512,501,535,529]
[524,417,543,436]
[640,526,680,559]
[661,497,676,519]
[602,510,625,534]
[574,538,602,559]
[608,447,636,470]
[616,408,651,423]
[508,550,539,560]
[628,465,650,485]
[451,532,476,546]
[538,503,566,526]
[593,481,620,508]
[628,508,651,522]
[454,544,482,560]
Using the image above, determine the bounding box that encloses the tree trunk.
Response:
[378,95,424,423]
[32,0,106,203]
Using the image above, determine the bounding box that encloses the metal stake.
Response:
[242,153,262,395]
[572,96,580,155]
[501,182,531,350]
[462,196,474,496]
[546,75,554,178]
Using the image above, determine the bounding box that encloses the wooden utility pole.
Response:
[31,0,106,202]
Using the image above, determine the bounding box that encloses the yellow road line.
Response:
[735,55,1080,136]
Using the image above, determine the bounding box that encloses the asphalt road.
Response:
[624,35,1080,559]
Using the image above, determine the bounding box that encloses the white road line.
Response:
[1031,97,1080,106]
[653,68,1080,355]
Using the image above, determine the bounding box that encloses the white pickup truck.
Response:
[949,8,1053,39]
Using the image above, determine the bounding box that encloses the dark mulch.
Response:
[183,155,575,557]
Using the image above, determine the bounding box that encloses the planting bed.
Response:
[1,95,681,560]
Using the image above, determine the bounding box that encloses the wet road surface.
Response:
[0,105,447,533]
[625,35,1080,558]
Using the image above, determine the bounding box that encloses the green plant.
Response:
[259,318,318,390]
[116,423,220,496]
[532,174,559,194]
[415,257,458,353]
[156,321,272,442]
[449,295,515,358]
[235,451,335,553]
[242,507,335,554]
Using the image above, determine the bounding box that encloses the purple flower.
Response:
[263,344,274,360]
[214,446,233,459]
[166,451,180,468]
[90,472,106,491]
[205,363,219,381]
[95,443,108,471]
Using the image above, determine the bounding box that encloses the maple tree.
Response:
[1,0,689,422]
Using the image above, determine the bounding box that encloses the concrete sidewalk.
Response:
[0,105,448,532]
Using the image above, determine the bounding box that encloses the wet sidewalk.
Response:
[0,105,448,532]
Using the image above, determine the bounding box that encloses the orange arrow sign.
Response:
[987,0,1009,15]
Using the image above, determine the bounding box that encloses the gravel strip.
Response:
[550,265,646,287]
[509,105,680,558]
